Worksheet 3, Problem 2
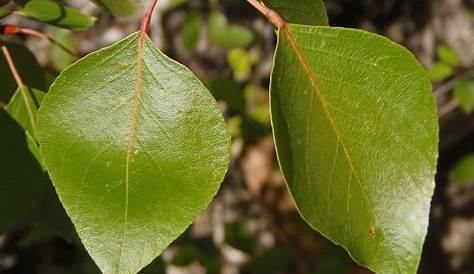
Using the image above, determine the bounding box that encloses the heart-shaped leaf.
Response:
[264,0,328,26]
[270,25,438,274]
[0,108,44,232]
[22,0,96,31]
[37,32,230,274]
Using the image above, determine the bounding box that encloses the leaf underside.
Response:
[37,32,230,274]
[270,25,438,274]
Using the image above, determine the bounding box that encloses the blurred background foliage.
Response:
[0,0,473,273]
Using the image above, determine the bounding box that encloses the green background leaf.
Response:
[453,78,474,113]
[48,29,78,71]
[37,32,230,274]
[270,25,438,274]
[437,46,459,66]
[264,0,328,26]
[429,62,453,82]
[207,11,254,49]
[0,109,45,232]
[179,11,201,51]
[31,180,76,241]
[22,0,96,31]
[449,154,474,184]
[89,0,138,17]
[5,87,45,140]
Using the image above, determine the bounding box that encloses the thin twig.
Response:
[1,46,25,88]
[435,69,474,99]
[20,28,79,58]
[245,0,285,28]
[439,99,459,118]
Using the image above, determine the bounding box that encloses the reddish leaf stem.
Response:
[139,0,159,43]
[2,24,78,58]
[245,0,285,28]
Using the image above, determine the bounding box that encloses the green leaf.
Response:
[5,87,46,168]
[428,62,453,82]
[0,42,47,103]
[22,0,96,31]
[209,76,245,115]
[179,11,201,51]
[171,245,201,266]
[245,247,292,274]
[453,78,474,113]
[264,0,328,26]
[31,179,76,241]
[270,25,438,274]
[207,11,254,49]
[89,0,138,17]
[37,32,230,274]
[437,46,459,66]
[0,5,10,17]
[5,87,44,140]
[449,154,474,184]
[48,29,78,71]
[227,48,258,81]
[0,108,45,232]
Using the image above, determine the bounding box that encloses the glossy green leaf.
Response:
[264,0,328,26]
[270,25,438,274]
[207,11,254,49]
[89,0,138,17]
[0,108,44,232]
[37,32,230,274]
[449,154,474,184]
[22,0,96,31]
[453,78,474,113]
[0,42,47,103]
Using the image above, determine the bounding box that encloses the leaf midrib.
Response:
[116,33,146,274]
[280,26,376,224]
